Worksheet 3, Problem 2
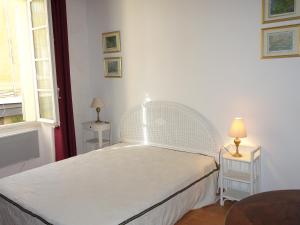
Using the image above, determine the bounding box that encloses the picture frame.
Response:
[262,0,300,23]
[104,57,122,78]
[102,31,121,53]
[261,24,300,59]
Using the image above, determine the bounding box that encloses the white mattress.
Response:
[0,143,218,225]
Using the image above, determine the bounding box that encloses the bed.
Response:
[0,101,221,225]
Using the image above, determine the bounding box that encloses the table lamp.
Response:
[228,118,247,157]
[90,97,104,123]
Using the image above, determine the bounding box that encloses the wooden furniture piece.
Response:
[225,190,300,225]
[82,121,111,152]
[220,144,261,206]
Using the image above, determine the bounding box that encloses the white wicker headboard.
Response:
[120,101,222,161]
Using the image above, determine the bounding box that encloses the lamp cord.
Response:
[215,148,222,195]
[223,146,234,156]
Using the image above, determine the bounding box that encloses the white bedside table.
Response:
[82,121,111,152]
[220,144,261,206]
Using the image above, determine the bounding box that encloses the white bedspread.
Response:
[0,143,218,225]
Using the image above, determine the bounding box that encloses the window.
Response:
[0,0,58,126]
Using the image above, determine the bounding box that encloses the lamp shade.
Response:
[229,118,247,138]
[90,97,104,108]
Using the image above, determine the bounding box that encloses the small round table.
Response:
[225,190,300,225]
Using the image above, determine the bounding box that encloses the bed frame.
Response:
[120,101,222,161]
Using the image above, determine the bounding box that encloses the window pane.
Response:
[0,0,24,125]
[35,61,51,89]
[33,28,48,59]
[38,91,53,120]
[0,0,22,97]
[30,0,47,28]
[0,5,13,96]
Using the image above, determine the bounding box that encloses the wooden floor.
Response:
[175,201,233,225]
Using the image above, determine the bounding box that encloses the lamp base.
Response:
[232,151,242,157]
[95,107,102,123]
[232,137,242,158]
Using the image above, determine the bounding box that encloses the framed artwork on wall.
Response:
[104,57,122,78]
[262,0,300,23]
[102,31,121,53]
[261,24,300,59]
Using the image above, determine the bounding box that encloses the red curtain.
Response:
[51,0,77,160]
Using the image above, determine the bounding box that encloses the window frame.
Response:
[26,0,59,125]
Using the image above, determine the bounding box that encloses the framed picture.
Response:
[104,57,122,78]
[102,31,121,53]
[261,24,300,59]
[262,0,300,23]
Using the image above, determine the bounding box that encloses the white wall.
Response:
[66,0,94,154]
[80,0,300,191]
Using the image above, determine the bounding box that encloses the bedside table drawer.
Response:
[82,122,110,131]
[90,122,110,131]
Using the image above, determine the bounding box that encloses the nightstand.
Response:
[82,121,111,152]
[220,144,261,206]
